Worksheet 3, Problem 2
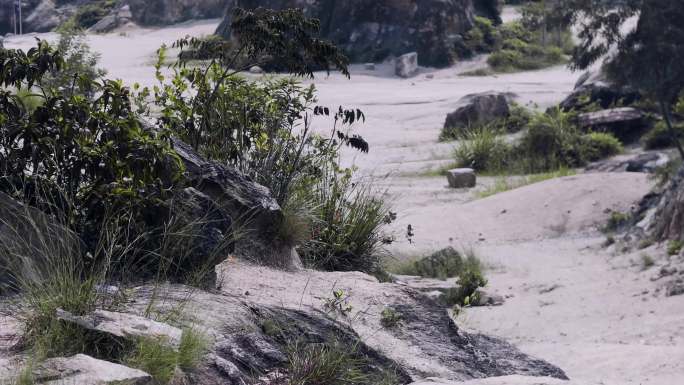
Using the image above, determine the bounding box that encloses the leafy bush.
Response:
[643,121,684,149]
[581,132,623,162]
[396,247,466,280]
[464,16,500,53]
[442,252,487,306]
[504,103,533,133]
[667,240,684,255]
[453,125,511,172]
[604,211,630,233]
[516,107,584,172]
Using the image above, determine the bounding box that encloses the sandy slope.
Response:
[2,15,682,385]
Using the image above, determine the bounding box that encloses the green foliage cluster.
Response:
[643,121,684,150]
[139,8,392,274]
[440,102,531,141]
[64,0,117,30]
[667,240,684,256]
[462,3,573,73]
[125,329,207,384]
[392,248,487,307]
[395,247,469,280]
[443,255,488,307]
[453,107,624,174]
[604,211,630,233]
[380,307,402,328]
[1,7,393,373]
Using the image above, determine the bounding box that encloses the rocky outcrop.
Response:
[56,308,183,348]
[585,152,670,174]
[560,70,641,113]
[649,166,684,241]
[23,0,65,32]
[126,0,229,26]
[171,138,299,270]
[444,92,514,133]
[27,354,152,385]
[89,4,134,33]
[473,0,503,24]
[216,0,476,68]
[577,107,649,143]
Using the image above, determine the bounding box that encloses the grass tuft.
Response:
[287,340,369,385]
[476,168,576,199]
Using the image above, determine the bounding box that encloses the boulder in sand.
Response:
[444,92,513,134]
[447,168,477,188]
[396,52,419,78]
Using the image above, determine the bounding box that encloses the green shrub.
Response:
[641,254,655,270]
[667,240,684,255]
[516,107,584,172]
[442,252,487,306]
[395,247,465,279]
[464,16,500,53]
[643,121,684,149]
[452,125,511,172]
[581,132,624,162]
[504,103,532,133]
[604,211,630,233]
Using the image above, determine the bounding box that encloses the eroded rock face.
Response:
[577,107,648,143]
[444,92,513,133]
[216,0,476,68]
[172,138,298,270]
[126,0,230,26]
[8,354,151,385]
[560,70,641,113]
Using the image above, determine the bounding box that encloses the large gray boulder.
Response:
[216,0,475,68]
[23,0,67,32]
[395,52,419,78]
[171,138,299,269]
[577,107,648,143]
[443,92,513,134]
[5,354,151,385]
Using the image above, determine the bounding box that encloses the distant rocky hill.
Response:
[216,0,478,68]
[1,0,501,68]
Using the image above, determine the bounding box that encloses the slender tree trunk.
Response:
[660,98,684,159]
